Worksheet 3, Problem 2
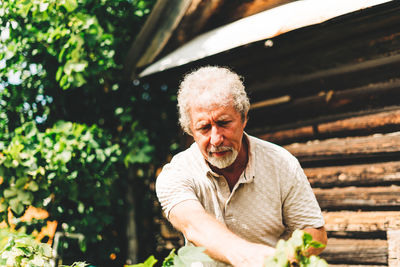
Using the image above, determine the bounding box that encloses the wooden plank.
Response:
[258,109,400,145]
[388,229,400,267]
[305,161,400,188]
[284,131,400,164]
[248,78,400,131]
[318,109,400,136]
[323,211,400,232]
[313,186,400,210]
[321,238,388,265]
[125,0,193,77]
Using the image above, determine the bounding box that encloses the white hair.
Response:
[177,66,250,135]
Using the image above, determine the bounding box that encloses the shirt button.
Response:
[220,181,226,186]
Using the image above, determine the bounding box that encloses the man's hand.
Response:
[227,241,275,267]
[169,200,275,266]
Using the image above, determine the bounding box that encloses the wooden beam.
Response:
[314,186,400,210]
[284,131,400,164]
[318,109,400,136]
[161,0,226,56]
[305,161,400,188]
[258,108,400,145]
[125,0,193,78]
[248,78,400,131]
[322,211,400,232]
[321,238,387,265]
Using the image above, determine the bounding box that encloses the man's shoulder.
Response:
[248,134,295,161]
[157,142,204,178]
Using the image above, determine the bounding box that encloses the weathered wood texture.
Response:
[305,161,400,188]
[387,229,400,267]
[321,238,388,265]
[323,211,400,232]
[259,108,400,145]
[284,131,400,165]
[314,186,400,211]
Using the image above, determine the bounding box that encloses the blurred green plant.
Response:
[0,228,89,267]
[0,121,122,262]
[265,230,328,267]
[126,246,213,267]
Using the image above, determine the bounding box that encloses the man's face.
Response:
[189,102,247,169]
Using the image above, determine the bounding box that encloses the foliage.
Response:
[0,0,181,264]
[265,230,328,267]
[126,246,213,267]
[0,121,123,262]
[0,0,157,135]
[0,229,89,267]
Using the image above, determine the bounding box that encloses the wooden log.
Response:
[257,108,400,145]
[318,109,400,136]
[248,78,400,131]
[313,186,400,210]
[284,131,400,164]
[322,211,400,232]
[305,161,400,188]
[321,238,388,265]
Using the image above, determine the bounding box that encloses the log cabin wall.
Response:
[140,1,400,265]
[242,2,400,266]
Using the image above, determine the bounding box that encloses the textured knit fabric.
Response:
[156,134,325,267]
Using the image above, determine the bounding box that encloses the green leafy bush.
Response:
[0,121,122,262]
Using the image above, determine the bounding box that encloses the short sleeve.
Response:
[282,158,325,231]
[155,162,199,219]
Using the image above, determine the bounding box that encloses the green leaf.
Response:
[63,0,78,12]
[308,241,325,249]
[127,255,158,267]
[17,191,33,205]
[4,188,18,198]
[27,181,39,192]
[307,255,329,267]
[56,67,63,81]
[175,246,213,266]
[15,177,29,188]
[9,198,24,215]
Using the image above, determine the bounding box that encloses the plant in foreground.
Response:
[265,230,328,267]
[130,229,328,267]
[126,246,213,267]
[0,232,88,267]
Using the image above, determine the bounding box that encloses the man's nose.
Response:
[210,127,223,147]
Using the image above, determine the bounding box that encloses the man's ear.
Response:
[242,113,248,129]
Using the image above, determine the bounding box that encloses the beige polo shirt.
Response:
[156,134,324,266]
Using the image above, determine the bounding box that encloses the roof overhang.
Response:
[136,0,392,78]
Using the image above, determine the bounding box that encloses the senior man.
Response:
[156,66,327,266]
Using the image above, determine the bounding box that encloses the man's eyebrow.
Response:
[217,115,231,121]
[195,121,209,128]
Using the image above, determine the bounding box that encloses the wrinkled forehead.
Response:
[189,89,233,109]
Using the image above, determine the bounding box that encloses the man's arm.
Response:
[303,226,328,256]
[169,199,275,267]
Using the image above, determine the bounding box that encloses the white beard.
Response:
[207,146,238,169]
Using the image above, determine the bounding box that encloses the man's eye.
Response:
[218,121,230,126]
[198,125,210,131]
